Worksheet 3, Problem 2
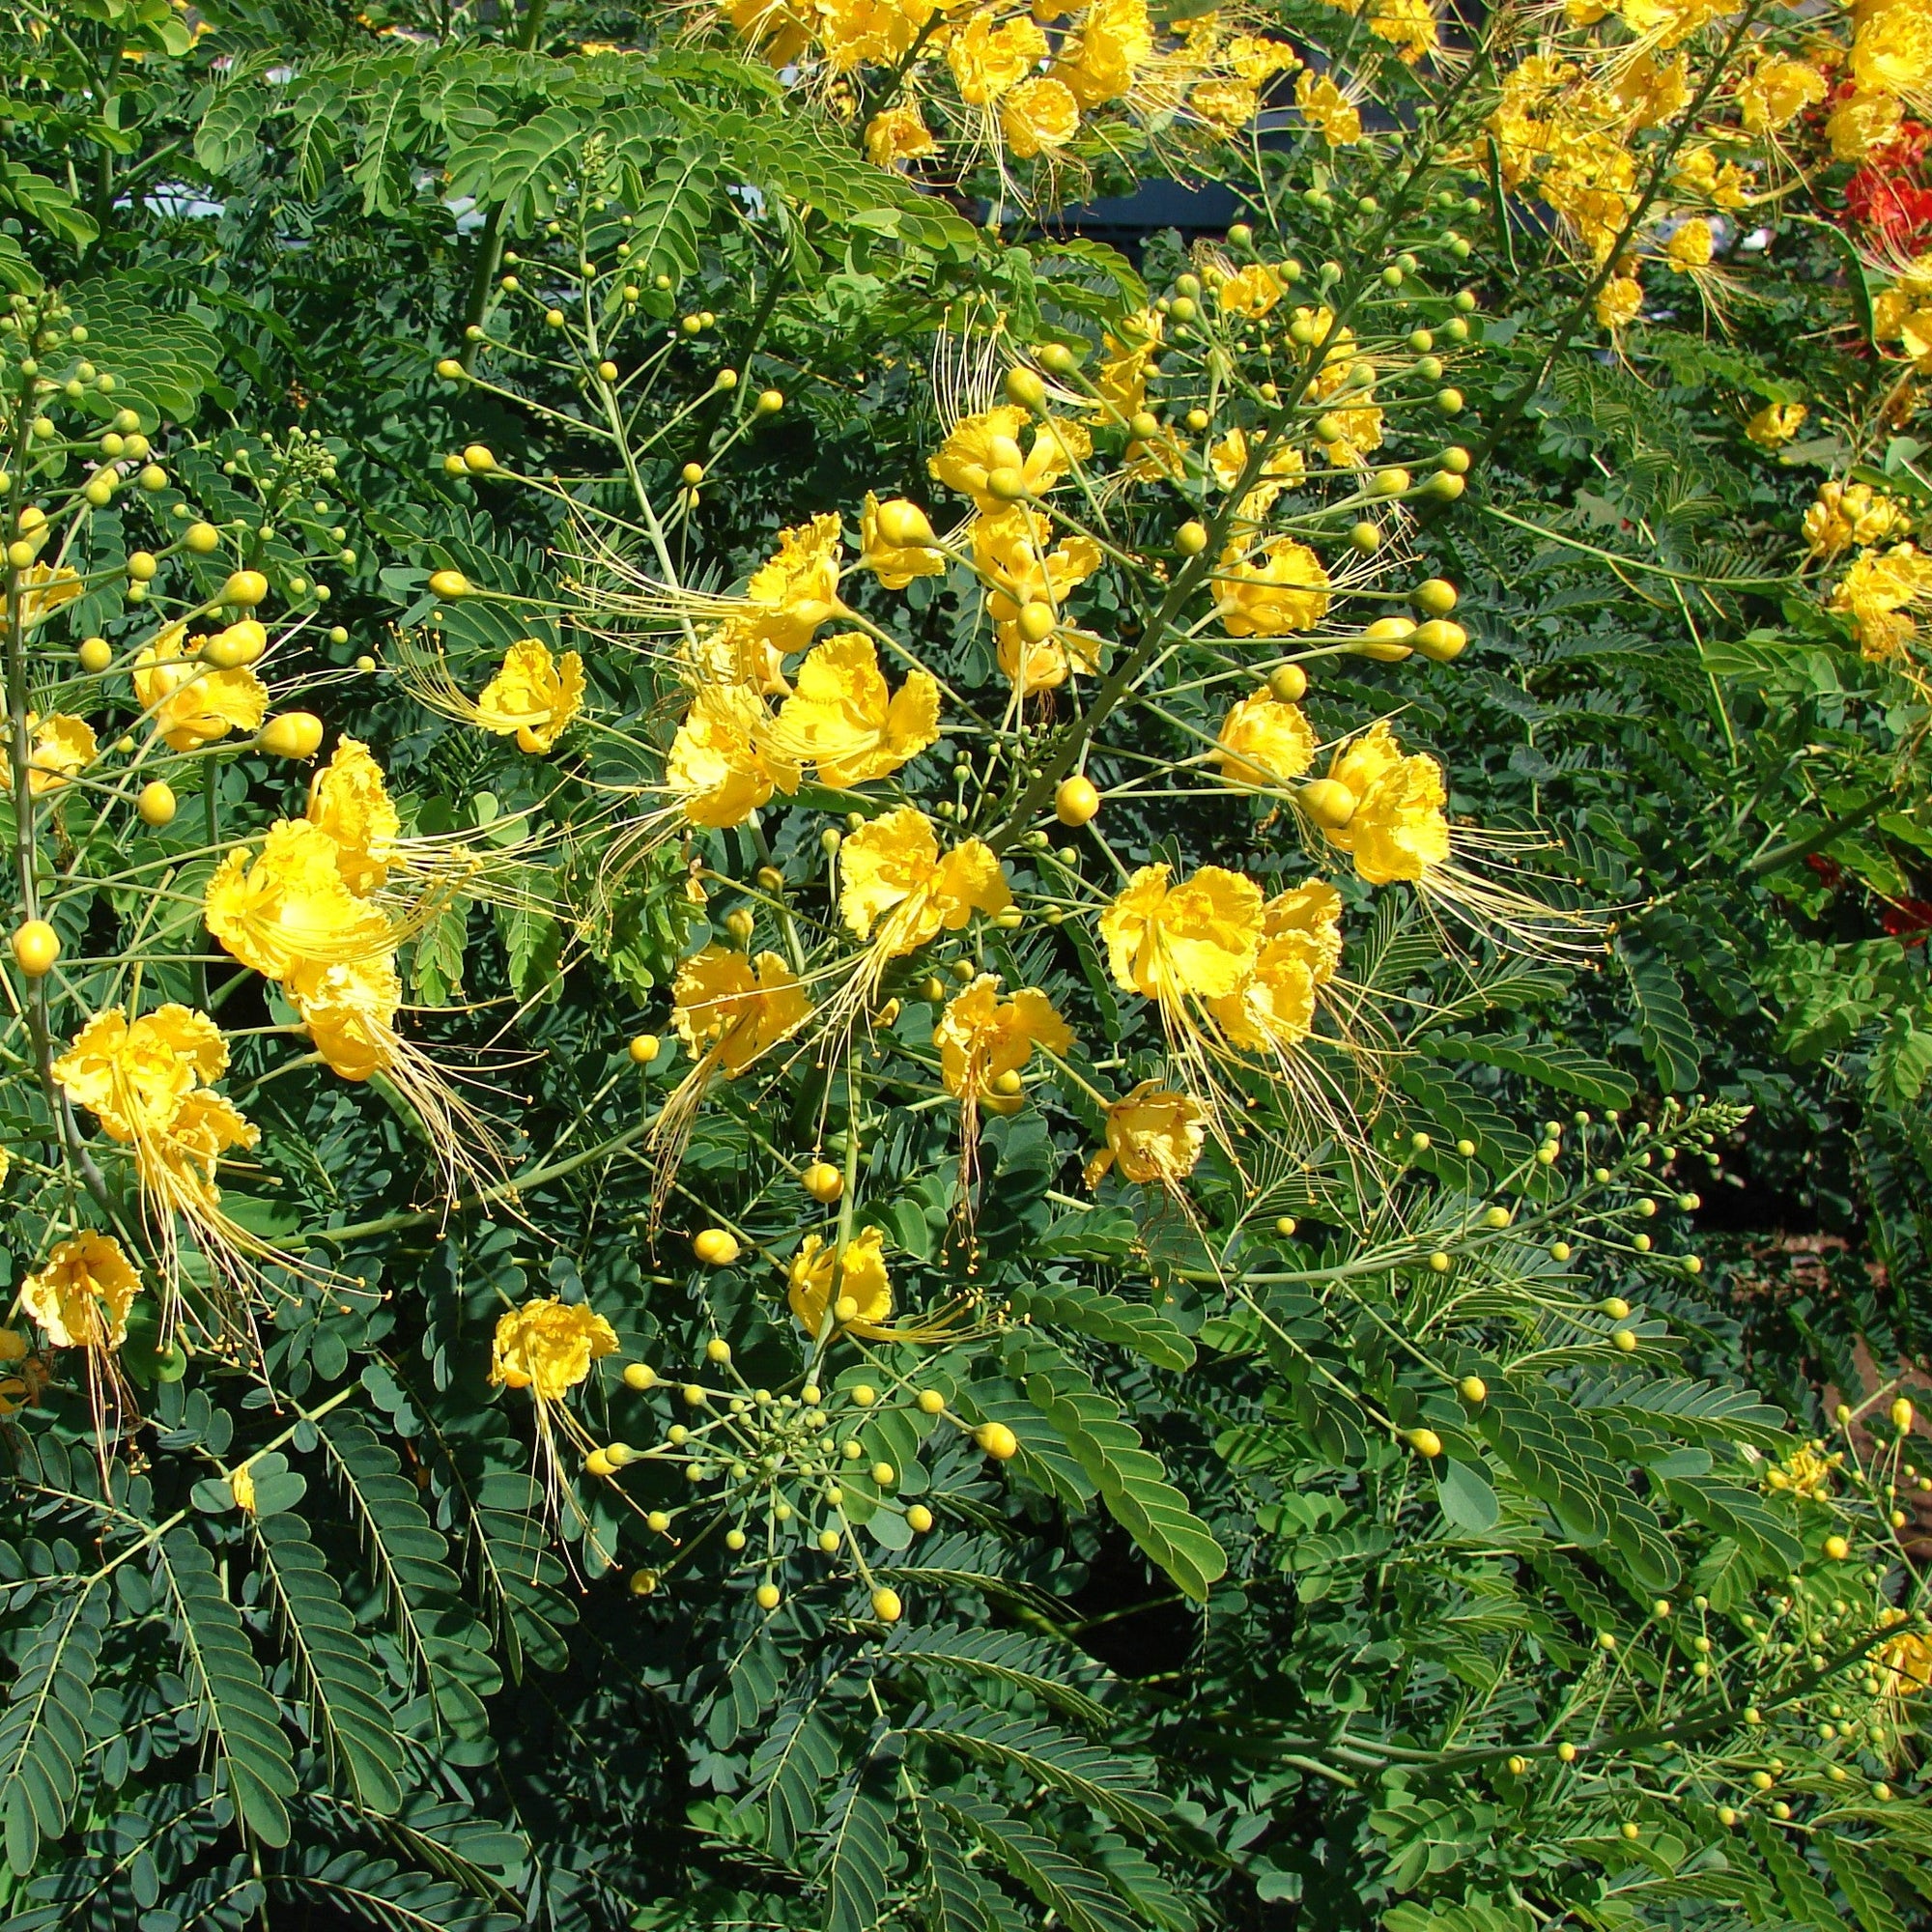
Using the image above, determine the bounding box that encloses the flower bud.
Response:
[1297,780,1357,830]
[259,713,324,759]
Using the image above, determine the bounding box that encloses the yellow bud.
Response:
[11,921,60,978]
[802,1161,844,1203]
[870,1587,903,1623]
[1458,1376,1487,1404]
[1411,619,1468,663]
[693,1228,741,1266]
[185,521,220,554]
[975,1421,1019,1460]
[1406,1428,1443,1459]
[220,569,269,607]
[427,568,472,599]
[755,1582,781,1610]
[1890,1398,1915,1434]
[1268,663,1308,702]
[1017,601,1056,643]
[1297,780,1357,830]
[629,1033,660,1065]
[462,444,497,473]
[875,498,935,547]
[1176,519,1208,554]
[624,1363,658,1390]
[77,637,111,673]
[906,1504,934,1533]
[1055,776,1100,826]
[259,713,325,759]
[136,781,177,827]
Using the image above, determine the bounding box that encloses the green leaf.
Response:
[155,1529,297,1847]
[1007,1284,1196,1372]
[818,1780,901,1932]
[1418,1033,1634,1111]
[882,1623,1110,1727]
[1434,1457,1501,1534]
[1819,1833,1909,1932]
[932,1795,1145,1932]
[1022,1360,1227,1600]
[248,1512,405,1815]
[1619,941,1701,1093]
[0,1588,105,1875]
[911,1710,1168,1834]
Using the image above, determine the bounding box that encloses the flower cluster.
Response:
[709,0,1311,192]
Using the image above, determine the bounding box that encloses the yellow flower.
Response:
[205,820,396,980]
[306,737,399,895]
[838,807,1011,955]
[866,102,940,166]
[230,1463,258,1512]
[1826,89,1902,161]
[1615,51,1690,128]
[1207,881,1343,1053]
[1878,1614,1932,1698]
[1212,690,1316,789]
[1084,1082,1208,1186]
[746,514,846,654]
[1051,0,1151,107]
[490,1297,617,1401]
[1092,309,1161,421]
[859,494,946,589]
[20,1232,143,1350]
[1829,544,1932,661]
[134,629,270,753]
[1226,35,1298,83]
[1214,538,1332,638]
[726,0,812,65]
[667,683,797,829]
[1612,0,1730,48]
[1001,75,1080,156]
[787,1227,894,1337]
[670,945,811,1073]
[1764,1443,1838,1499]
[1100,864,1263,1005]
[1190,78,1260,131]
[816,0,935,70]
[995,616,1099,694]
[1295,71,1362,146]
[1745,401,1806,449]
[1596,275,1643,332]
[286,954,404,1081]
[1208,426,1302,491]
[53,1006,258,1201]
[935,976,1073,1110]
[0,1326,45,1418]
[0,713,97,797]
[54,1004,229,1145]
[1368,0,1438,64]
[765,633,941,787]
[14,562,82,627]
[1320,722,1451,885]
[1663,217,1713,271]
[973,506,1102,621]
[1804,481,1906,559]
[1215,263,1285,319]
[1737,57,1825,132]
[930,407,1088,510]
[948,8,1047,103]
[1853,0,1932,99]
[474,639,584,753]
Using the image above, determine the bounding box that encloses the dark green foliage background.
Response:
[2,2,1930,1929]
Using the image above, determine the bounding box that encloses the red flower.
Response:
[1882,900,1932,948]
[1806,852,1845,889]
[1845,167,1932,243]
